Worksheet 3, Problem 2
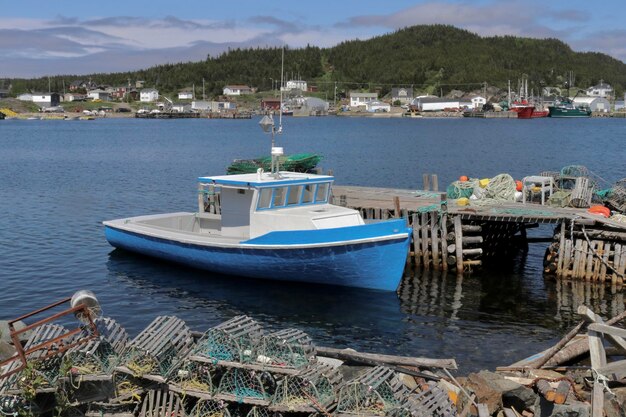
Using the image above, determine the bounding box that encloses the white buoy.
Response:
[70,290,102,323]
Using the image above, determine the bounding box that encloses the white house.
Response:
[282,80,307,92]
[350,92,377,108]
[178,91,193,100]
[171,103,192,113]
[470,96,487,109]
[572,97,610,112]
[140,88,159,102]
[223,85,252,96]
[31,93,60,108]
[366,101,391,112]
[17,93,33,101]
[391,88,413,105]
[87,89,110,101]
[414,97,472,112]
[586,82,613,98]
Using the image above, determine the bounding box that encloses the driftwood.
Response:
[535,380,556,401]
[314,346,457,370]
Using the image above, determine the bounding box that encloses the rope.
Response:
[591,368,614,396]
[470,174,516,206]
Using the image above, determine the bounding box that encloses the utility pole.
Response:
[202,78,206,100]
[507,80,511,109]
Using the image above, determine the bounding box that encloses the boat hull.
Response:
[548,107,591,118]
[104,220,411,291]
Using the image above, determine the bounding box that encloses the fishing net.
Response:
[271,364,340,411]
[170,360,215,395]
[194,316,263,364]
[446,179,478,199]
[605,178,626,213]
[216,369,271,404]
[139,389,186,417]
[469,174,516,206]
[121,316,193,378]
[336,367,406,416]
[191,399,231,417]
[394,384,457,417]
[558,165,599,190]
[227,154,322,175]
[256,329,315,370]
[63,340,120,376]
[112,372,143,404]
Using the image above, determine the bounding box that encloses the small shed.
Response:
[87,89,110,101]
[572,97,610,112]
[178,91,193,100]
[223,85,252,96]
[261,98,281,110]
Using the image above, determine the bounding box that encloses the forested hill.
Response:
[10,25,626,97]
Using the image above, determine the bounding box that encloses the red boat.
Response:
[516,106,534,119]
[530,109,548,118]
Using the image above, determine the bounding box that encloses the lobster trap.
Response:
[1,324,74,395]
[270,363,342,413]
[62,318,129,377]
[256,329,316,371]
[215,368,272,405]
[246,406,282,417]
[336,367,407,417]
[192,316,263,365]
[395,384,457,417]
[168,360,216,399]
[190,399,231,417]
[138,389,186,417]
[118,316,194,381]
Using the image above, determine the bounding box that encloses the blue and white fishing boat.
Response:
[103,167,411,291]
[103,52,410,291]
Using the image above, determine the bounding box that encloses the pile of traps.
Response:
[1,314,459,417]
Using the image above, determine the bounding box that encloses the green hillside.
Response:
[9,25,626,98]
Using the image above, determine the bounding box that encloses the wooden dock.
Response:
[332,184,626,284]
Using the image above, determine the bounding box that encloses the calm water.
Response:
[0,116,624,372]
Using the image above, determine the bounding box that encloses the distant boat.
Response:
[548,99,592,118]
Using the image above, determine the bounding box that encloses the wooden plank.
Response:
[454,216,463,273]
[412,213,421,266]
[553,380,570,404]
[585,240,595,281]
[572,239,583,279]
[619,248,626,285]
[579,306,626,353]
[441,213,448,271]
[421,212,430,269]
[431,211,440,269]
[564,239,573,278]
[393,196,401,218]
[600,241,610,282]
[423,174,430,191]
[591,381,604,417]
[431,174,439,191]
[557,222,566,276]
[588,323,626,340]
[477,403,489,417]
[593,241,603,281]
[315,346,457,369]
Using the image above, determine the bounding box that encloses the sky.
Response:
[1,0,625,78]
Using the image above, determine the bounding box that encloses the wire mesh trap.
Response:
[119,316,194,380]
[190,399,231,417]
[336,366,407,417]
[168,360,216,398]
[270,363,341,412]
[62,318,129,378]
[138,389,186,417]
[394,384,457,417]
[256,329,316,371]
[193,316,263,365]
[215,368,272,405]
[246,406,282,417]
[110,372,146,405]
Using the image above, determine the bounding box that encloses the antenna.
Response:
[278,47,284,133]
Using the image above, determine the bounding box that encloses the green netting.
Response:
[122,343,180,378]
[336,367,405,416]
[257,330,315,370]
[63,340,120,376]
[271,366,338,410]
[191,399,231,417]
[227,154,322,175]
[171,361,215,395]
[193,317,263,364]
[446,179,477,199]
[217,369,269,403]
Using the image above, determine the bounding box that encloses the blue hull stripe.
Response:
[104,226,410,291]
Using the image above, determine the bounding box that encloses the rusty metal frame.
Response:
[0,296,100,381]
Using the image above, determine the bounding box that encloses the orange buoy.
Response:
[515,180,523,192]
[459,175,469,182]
[588,205,610,218]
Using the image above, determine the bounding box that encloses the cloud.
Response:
[570,29,626,62]
[248,16,300,33]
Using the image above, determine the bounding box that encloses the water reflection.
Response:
[549,279,625,323]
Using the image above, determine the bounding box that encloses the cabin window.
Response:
[287,185,302,206]
[272,187,287,207]
[302,184,315,204]
[258,188,272,209]
[315,183,329,203]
